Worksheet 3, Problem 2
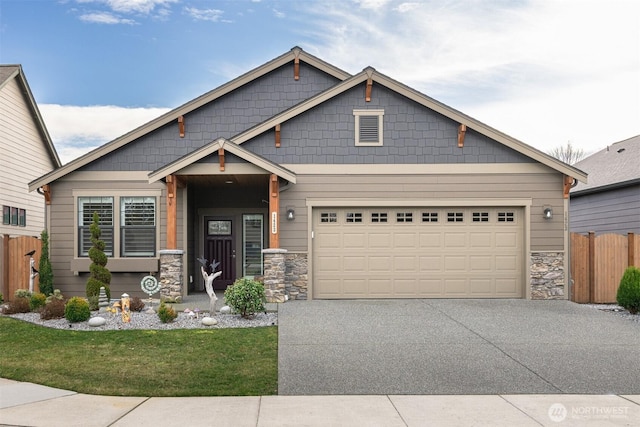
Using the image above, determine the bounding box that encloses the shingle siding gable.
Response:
[80,62,341,172]
[242,83,535,165]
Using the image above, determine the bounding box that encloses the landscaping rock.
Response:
[220,305,231,314]
[88,316,106,327]
[201,316,218,326]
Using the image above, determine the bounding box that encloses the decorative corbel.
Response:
[42,184,51,205]
[563,175,574,199]
[294,56,300,81]
[275,124,281,148]
[218,147,225,172]
[365,77,373,102]
[167,175,176,206]
[178,116,185,138]
[457,124,467,148]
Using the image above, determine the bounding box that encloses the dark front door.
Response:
[204,217,235,289]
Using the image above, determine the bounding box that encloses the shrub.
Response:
[130,296,145,312]
[616,266,640,315]
[65,297,91,322]
[30,293,47,312]
[38,229,54,297]
[224,277,266,318]
[14,289,32,299]
[46,289,64,304]
[157,302,177,323]
[88,295,99,311]
[86,212,111,300]
[3,297,30,314]
[41,299,66,320]
[0,292,3,304]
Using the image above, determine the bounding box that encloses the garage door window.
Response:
[346,212,363,223]
[472,212,489,222]
[447,212,464,222]
[320,212,337,223]
[396,212,413,223]
[422,212,438,222]
[498,212,515,222]
[371,212,388,223]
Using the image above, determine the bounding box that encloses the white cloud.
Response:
[79,12,136,24]
[40,104,171,164]
[272,8,285,18]
[184,6,224,22]
[353,0,391,10]
[300,0,640,153]
[77,0,179,15]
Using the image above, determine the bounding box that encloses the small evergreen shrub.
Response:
[0,292,3,304]
[14,289,32,299]
[46,289,64,304]
[616,266,640,314]
[157,302,177,323]
[88,295,99,311]
[40,299,66,320]
[86,212,111,300]
[3,297,30,314]
[29,293,47,312]
[38,229,54,297]
[224,277,266,318]
[65,297,91,322]
[130,296,145,312]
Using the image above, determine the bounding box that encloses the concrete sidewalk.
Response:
[1,379,639,426]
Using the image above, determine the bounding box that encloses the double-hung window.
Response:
[78,197,114,256]
[121,197,156,257]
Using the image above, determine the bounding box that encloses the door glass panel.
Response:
[243,214,263,277]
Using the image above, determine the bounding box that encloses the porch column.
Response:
[269,174,280,248]
[166,175,177,249]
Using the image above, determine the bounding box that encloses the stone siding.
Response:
[530,252,565,299]
[159,249,184,303]
[262,249,287,303]
[284,252,308,300]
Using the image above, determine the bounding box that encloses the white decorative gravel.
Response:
[583,304,640,322]
[4,310,277,331]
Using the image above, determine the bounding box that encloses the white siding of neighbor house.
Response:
[0,77,55,237]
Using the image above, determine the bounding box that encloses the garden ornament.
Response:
[200,266,222,314]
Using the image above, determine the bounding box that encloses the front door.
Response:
[204,217,236,289]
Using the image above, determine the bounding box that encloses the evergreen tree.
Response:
[38,229,54,296]
[86,212,111,300]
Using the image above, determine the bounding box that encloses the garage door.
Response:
[313,207,523,298]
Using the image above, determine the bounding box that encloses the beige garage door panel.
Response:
[313,207,523,299]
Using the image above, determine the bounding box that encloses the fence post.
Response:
[588,231,595,303]
[629,233,635,267]
[1,235,8,299]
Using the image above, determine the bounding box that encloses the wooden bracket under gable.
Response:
[178,116,185,138]
[457,124,467,148]
[294,56,300,81]
[563,175,574,199]
[42,184,51,205]
[365,77,373,102]
[275,124,281,148]
[218,147,225,172]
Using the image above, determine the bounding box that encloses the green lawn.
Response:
[0,317,277,396]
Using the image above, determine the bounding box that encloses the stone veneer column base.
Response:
[262,249,287,303]
[530,251,565,299]
[159,249,184,303]
[284,252,308,300]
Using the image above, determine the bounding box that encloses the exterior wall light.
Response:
[543,207,553,220]
[286,208,295,221]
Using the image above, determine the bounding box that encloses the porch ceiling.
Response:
[178,174,269,187]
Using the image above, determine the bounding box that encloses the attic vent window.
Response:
[353,109,384,146]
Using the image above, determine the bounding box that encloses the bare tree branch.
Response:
[548,141,586,164]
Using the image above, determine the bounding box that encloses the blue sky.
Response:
[1,0,639,164]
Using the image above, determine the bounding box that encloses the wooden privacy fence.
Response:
[571,232,639,303]
[0,234,42,301]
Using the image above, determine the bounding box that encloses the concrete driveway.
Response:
[278,299,640,395]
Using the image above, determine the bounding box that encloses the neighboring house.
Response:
[0,65,60,237]
[570,135,640,235]
[29,47,586,302]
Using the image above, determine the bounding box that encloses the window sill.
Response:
[70,258,159,274]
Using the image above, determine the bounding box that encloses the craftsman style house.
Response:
[29,47,586,301]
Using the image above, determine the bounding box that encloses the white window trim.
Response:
[353,109,384,146]
[73,190,161,260]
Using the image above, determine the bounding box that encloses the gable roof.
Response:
[229,66,587,183]
[1,65,61,168]
[29,47,587,191]
[29,47,349,191]
[148,138,297,184]
[571,134,640,195]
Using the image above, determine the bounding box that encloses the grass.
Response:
[0,317,277,396]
